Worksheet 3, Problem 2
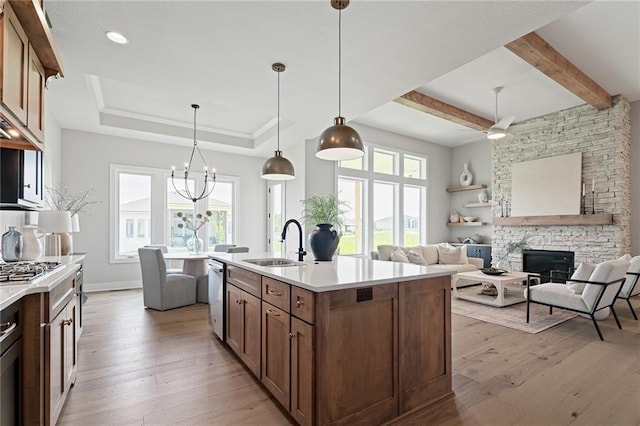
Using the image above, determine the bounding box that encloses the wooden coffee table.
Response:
[452,270,529,307]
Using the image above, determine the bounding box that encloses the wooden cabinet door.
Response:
[291,317,313,426]
[226,284,261,378]
[48,306,65,424]
[1,3,29,124]
[225,284,243,355]
[63,297,78,390]
[241,291,261,378]
[398,276,451,413]
[21,149,39,203]
[261,302,290,410]
[315,283,399,425]
[27,44,45,142]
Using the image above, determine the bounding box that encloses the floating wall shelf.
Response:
[446,184,486,193]
[463,202,494,208]
[493,214,613,226]
[446,222,487,227]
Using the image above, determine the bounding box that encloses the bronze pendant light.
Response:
[261,63,295,180]
[316,0,364,161]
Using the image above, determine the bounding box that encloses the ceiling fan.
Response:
[486,86,515,140]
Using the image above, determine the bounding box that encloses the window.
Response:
[373,148,397,175]
[110,165,237,262]
[207,181,235,252]
[116,172,151,258]
[337,177,365,255]
[267,181,285,253]
[136,219,147,238]
[338,145,428,255]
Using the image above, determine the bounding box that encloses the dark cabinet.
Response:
[451,243,492,268]
[1,300,23,426]
[0,147,43,208]
[467,244,492,268]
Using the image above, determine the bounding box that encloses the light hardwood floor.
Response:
[58,290,640,425]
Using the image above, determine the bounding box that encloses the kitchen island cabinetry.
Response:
[226,266,261,378]
[212,254,453,426]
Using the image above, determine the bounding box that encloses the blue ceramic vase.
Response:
[308,223,339,261]
[1,226,23,262]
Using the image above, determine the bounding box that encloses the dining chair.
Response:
[213,244,236,252]
[144,244,182,274]
[227,247,249,253]
[138,248,197,311]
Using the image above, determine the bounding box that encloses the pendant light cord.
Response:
[277,67,281,151]
[338,7,342,117]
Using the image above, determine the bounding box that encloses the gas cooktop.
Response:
[0,261,62,284]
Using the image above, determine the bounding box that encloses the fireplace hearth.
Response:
[522,249,575,283]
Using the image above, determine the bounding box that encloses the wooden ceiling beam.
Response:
[394,91,494,131]
[505,31,612,110]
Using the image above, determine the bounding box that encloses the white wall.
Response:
[631,100,640,255]
[449,139,492,244]
[60,129,267,290]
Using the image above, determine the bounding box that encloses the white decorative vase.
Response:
[21,225,45,261]
[460,163,473,186]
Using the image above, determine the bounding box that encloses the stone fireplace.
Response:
[492,97,631,270]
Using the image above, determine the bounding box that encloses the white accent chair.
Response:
[617,256,640,320]
[525,258,629,340]
[138,247,197,311]
[144,244,182,274]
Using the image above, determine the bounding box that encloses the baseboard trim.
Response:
[85,280,142,293]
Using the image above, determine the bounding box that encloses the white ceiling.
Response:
[45,1,639,157]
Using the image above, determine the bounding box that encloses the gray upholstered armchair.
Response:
[138,247,197,311]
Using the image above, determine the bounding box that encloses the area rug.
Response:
[451,298,578,334]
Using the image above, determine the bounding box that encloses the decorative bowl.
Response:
[463,216,478,222]
[481,268,507,276]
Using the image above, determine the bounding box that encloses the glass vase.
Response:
[189,232,203,255]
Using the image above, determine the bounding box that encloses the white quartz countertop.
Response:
[0,255,85,310]
[210,252,453,292]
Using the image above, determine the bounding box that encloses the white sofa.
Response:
[371,243,483,273]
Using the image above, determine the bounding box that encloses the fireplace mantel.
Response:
[493,214,613,226]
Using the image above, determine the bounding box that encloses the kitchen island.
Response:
[210,253,454,426]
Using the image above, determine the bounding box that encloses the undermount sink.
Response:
[243,258,305,267]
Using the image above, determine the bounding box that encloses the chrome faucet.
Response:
[281,219,307,261]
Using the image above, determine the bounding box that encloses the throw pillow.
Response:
[437,242,469,264]
[406,249,427,265]
[377,245,400,261]
[566,262,596,294]
[618,253,632,262]
[438,246,463,265]
[390,248,409,263]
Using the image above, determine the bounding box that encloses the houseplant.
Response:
[496,234,529,271]
[301,193,349,261]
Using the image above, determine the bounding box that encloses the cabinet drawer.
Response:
[262,277,290,313]
[0,300,22,353]
[291,286,315,324]
[48,274,76,321]
[227,265,261,298]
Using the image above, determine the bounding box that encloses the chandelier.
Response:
[171,104,216,202]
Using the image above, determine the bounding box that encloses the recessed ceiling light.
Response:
[105,31,129,44]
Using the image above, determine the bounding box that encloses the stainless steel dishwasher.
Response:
[208,259,225,340]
